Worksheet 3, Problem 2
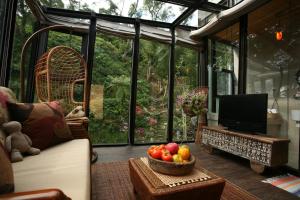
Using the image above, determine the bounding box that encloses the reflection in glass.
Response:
[246,0,300,141]
[217,71,232,95]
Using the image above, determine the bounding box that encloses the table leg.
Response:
[250,160,266,174]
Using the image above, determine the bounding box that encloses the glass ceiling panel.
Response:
[180,10,214,27]
[41,0,188,23]
[208,0,244,7]
[208,0,224,4]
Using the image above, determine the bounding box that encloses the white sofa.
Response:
[12,139,91,200]
[0,86,91,200]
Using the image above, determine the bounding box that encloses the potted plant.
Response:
[177,88,208,143]
[178,89,208,117]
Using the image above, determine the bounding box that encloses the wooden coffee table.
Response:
[129,157,225,200]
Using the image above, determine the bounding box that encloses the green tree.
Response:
[99,0,119,15]
[67,0,79,10]
[40,0,64,8]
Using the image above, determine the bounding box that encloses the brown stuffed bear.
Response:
[3,121,40,162]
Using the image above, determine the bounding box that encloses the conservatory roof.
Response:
[37,0,228,26]
[28,0,222,48]
[28,0,266,47]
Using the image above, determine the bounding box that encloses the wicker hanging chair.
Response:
[34,45,87,114]
[20,25,88,114]
[20,25,98,163]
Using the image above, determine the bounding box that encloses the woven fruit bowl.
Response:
[148,154,196,176]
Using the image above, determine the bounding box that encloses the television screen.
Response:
[218,94,268,134]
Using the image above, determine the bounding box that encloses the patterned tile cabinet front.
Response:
[201,127,290,167]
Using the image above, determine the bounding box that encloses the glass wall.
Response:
[90,33,132,144]
[208,23,239,115]
[173,46,198,141]
[134,39,169,144]
[0,0,6,58]
[47,31,82,52]
[246,0,300,168]
[9,0,35,98]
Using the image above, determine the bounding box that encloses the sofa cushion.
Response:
[0,143,14,194]
[12,139,90,200]
[8,101,73,150]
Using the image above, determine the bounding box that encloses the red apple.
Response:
[147,145,157,155]
[157,144,165,150]
[165,142,179,155]
[161,150,173,162]
[151,148,162,159]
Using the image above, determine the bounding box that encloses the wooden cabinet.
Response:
[201,126,290,173]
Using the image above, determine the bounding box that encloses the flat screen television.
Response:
[218,94,268,134]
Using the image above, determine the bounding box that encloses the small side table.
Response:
[129,158,225,200]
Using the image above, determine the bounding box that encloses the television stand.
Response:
[201,126,290,173]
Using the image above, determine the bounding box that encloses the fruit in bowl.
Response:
[147,143,195,175]
[165,142,179,155]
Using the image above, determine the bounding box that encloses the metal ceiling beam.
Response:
[154,0,229,12]
[44,7,91,19]
[151,0,197,7]
[171,7,196,28]
[201,2,229,12]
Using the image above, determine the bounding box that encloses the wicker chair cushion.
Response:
[0,143,14,194]
[7,101,73,150]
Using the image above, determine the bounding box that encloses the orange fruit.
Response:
[178,147,190,160]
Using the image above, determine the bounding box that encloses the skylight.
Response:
[41,0,188,23]
[180,10,214,27]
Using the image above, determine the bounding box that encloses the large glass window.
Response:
[0,0,7,58]
[135,39,169,144]
[9,0,35,98]
[208,23,239,113]
[47,31,82,53]
[246,0,300,168]
[89,32,132,145]
[173,46,198,141]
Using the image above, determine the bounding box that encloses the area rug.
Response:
[92,161,258,200]
[262,174,300,197]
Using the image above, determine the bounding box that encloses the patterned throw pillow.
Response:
[8,101,73,150]
[0,143,14,194]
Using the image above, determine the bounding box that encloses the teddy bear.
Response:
[3,121,40,162]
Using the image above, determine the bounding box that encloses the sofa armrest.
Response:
[66,117,98,163]
[0,189,71,200]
